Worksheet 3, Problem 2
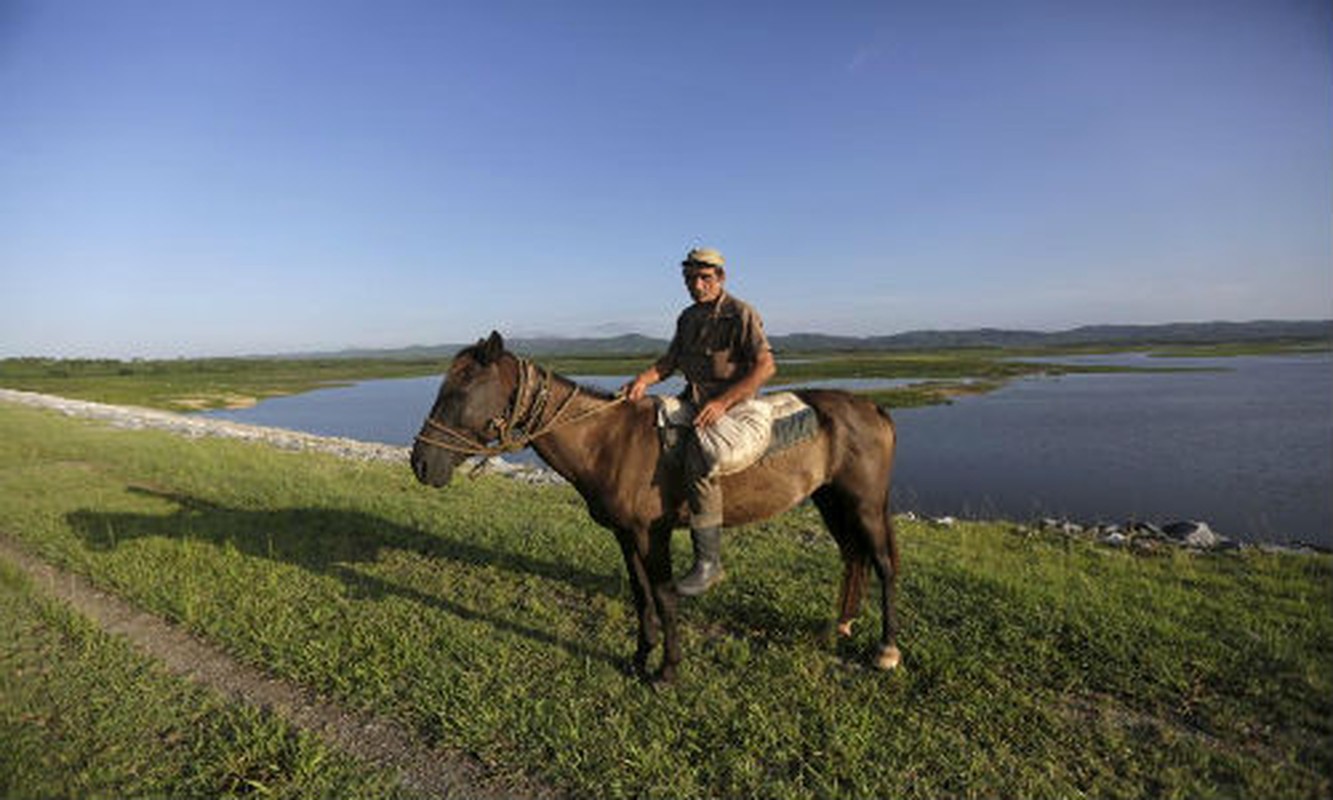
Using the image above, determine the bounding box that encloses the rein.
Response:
[414,357,625,458]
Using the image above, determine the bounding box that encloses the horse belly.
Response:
[721,441,827,526]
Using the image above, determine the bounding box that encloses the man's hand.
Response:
[694,399,729,428]
[624,370,657,402]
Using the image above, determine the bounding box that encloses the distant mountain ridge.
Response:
[776,320,1333,351]
[288,319,1332,360]
[302,333,668,360]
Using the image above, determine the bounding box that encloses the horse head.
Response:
[410,330,518,487]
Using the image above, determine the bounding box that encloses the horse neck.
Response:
[526,372,626,485]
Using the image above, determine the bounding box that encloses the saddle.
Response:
[654,392,820,476]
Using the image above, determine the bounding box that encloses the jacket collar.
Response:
[695,289,730,319]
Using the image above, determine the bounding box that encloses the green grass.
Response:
[0,557,408,798]
[0,356,450,411]
[1147,341,1333,357]
[1,402,1330,798]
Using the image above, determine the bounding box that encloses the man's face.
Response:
[683,266,725,304]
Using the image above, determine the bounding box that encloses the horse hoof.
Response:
[625,656,650,679]
[873,645,902,671]
[836,620,855,638]
[649,666,677,689]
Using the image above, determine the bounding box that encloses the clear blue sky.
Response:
[2,0,1329,358]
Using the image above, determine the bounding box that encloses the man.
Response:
[625,247,777,595]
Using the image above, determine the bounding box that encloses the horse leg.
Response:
[618,534,659,678]
[813,487,869,639]
[864,503,901,671]
[645,532,681,684]
[830,486,900,670]
[836,556,870,638]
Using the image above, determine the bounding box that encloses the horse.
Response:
[410,331,900,683]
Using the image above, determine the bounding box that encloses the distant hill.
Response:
[285,333,669,361]
[780,320,1333,351]
[283,320,1332,359]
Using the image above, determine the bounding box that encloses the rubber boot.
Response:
[676,527,725,596]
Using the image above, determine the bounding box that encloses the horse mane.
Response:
[456,333,622,402]
[571,380,619,401]
[527,357,619,401]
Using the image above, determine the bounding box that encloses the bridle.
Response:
[414,356,623,458]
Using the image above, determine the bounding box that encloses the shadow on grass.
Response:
[68,486,871,675]
[66,486,626,669]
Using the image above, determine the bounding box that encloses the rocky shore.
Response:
[909,513,1325,555]
[0,388,560,484]
[2,388,1322,553]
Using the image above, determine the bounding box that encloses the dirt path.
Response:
[0,533,555,800]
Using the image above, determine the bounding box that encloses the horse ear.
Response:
[481,330,505,364]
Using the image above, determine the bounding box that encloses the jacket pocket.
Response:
[709,350,738,381]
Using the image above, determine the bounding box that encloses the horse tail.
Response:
[874,401,896,431]
[875,403,900,574]
[884,483,900,575]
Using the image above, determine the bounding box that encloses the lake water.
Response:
[202,354,1333,547]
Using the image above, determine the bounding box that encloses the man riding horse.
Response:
[412,250,900,678]
[625,247,777,596]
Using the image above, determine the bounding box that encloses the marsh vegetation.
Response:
[0,340,1257,412]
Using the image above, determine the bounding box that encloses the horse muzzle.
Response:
[410,440,457,488]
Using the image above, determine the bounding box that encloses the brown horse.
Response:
[410,332,900,683]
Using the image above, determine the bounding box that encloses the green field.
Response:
[0,356,451,411]
[0,549,408,797]
[1,402,1329,798]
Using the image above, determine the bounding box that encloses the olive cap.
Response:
[681,247,725,269]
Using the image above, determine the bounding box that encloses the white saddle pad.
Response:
[656,392,809,476]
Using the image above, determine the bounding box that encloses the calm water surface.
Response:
[892,353,1331,546]
[203,354,1332,546]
